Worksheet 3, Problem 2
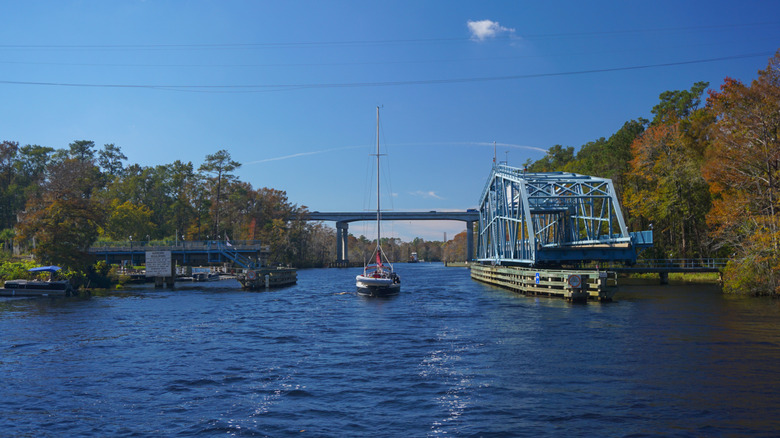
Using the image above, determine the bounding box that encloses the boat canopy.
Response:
[28,266,62,273]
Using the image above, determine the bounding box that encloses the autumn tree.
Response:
[704,51,780,295]
[622,82,713,259]
[17,159,104,270]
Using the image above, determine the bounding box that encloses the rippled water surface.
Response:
[2,263,780,437]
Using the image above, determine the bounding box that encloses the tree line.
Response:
[0,139,464,280]
[0,143,341,271]
[524,51,780,296]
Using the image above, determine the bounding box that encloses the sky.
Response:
[2,1,779,241]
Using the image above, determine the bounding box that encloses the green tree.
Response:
[199,149,240,238]
[651,81,709,125]
[526,144,574,172]
[0,141,19,229]
[103,200,155,241]
[97,143,127,177]
[68,140,96,162]
[166,160,198,240]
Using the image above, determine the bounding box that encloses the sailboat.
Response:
[356,107,401,296]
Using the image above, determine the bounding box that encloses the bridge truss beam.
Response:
[477,166,647,266]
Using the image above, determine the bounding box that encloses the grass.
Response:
[625,272,721,283]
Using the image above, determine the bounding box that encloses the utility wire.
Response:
[0,21,775,50]
[1,36,777,69]
[0,52,773,93]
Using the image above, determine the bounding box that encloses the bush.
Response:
[0,261,38,282]
[721,258,778,296]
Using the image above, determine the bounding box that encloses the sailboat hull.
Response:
[356,275,401,296]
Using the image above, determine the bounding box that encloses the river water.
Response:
[2,263,780,437]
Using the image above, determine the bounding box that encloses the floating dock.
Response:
[237,267,297,290]
[470,264,617,302]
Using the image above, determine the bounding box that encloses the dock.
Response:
[470,264,618,302]
[237,267,297,290]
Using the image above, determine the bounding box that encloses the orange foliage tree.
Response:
[704,51,780,295]
[623,83,712,259]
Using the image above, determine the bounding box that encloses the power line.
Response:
[1,36,776,69]
[0,21,775,51]
[0,52,773,93]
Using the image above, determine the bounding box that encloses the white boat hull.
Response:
[356,275,401,296]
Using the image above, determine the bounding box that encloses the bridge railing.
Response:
[632,258,729,269]
[89,240,268,252]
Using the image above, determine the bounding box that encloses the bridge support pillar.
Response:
[336,221,349,265]
[659,272,669,285]
[466,221,474,261]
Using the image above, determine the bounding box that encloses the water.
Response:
[2,264,780,437]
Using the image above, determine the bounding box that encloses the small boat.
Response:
[192,272,220,282]
[356,107,401,297]
[0,266,76,297]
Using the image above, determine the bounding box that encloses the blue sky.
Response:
[2,1,778,241]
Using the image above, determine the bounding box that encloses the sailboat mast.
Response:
[376,106,381,254]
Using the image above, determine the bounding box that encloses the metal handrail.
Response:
[90,240,265,250]
[632,258,729,268]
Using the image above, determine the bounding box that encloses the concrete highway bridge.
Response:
[307,210,479,266]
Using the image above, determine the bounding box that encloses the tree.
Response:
[526,144,574,172]
[704,51,780,295]
[68,140,96,162]
[651,81,709,125]
[16,159,104,270]
[198,149,240,238]
[102,200,155,241]
[0,141,19,229]
[98,143,127,177]
[624,120,711,259]
[166,160,198,240]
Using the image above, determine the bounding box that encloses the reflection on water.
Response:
[1,267,779,437]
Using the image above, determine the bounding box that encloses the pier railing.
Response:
[598,258,728,273]
[633,258,728,269]
[89,240,269,252]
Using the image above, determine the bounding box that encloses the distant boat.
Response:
[0,266,76,297]
[356,107,401,296]
[192,272,220,282]
[409,252,419,263]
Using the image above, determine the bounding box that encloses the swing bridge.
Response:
[476,165,652,266]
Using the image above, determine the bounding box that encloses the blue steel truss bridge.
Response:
[477,166,653,267]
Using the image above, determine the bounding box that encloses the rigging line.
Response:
[0,20,775,50]
[0,52,773,92]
